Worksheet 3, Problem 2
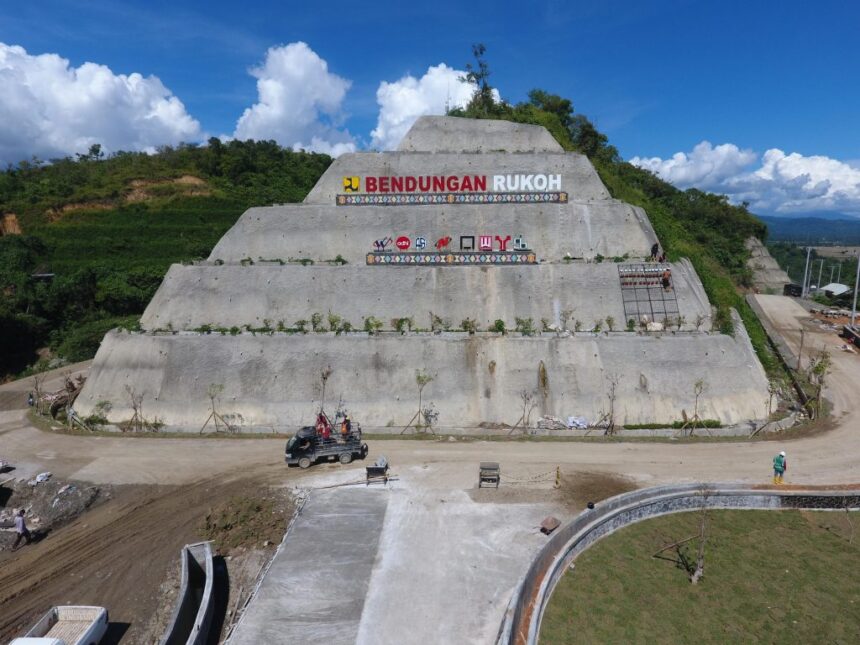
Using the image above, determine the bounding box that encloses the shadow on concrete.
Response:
[206,555,230,645]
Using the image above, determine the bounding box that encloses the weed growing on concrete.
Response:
[461,318,479,334]
[592,319,602,332]
[327,312,341,332]
[311,312,323,332]
[294,319,308,333]
[605,316,616,331]
[492,319,507,334]
[574,319,582,332]
[364,316,383,335]
[627,318,636,332]
[430,311,450,332]
[394,317,414,334]
[516,317,536,336]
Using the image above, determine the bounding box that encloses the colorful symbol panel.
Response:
[337,192,568,206]
[366,252,538,266]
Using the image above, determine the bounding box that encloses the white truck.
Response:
[10,606,108,645]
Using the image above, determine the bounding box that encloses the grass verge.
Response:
[541,509,860,644]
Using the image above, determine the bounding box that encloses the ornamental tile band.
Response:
[366,252,538,265]
[337,192,568,206]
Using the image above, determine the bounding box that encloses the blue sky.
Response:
[2,0,859,216]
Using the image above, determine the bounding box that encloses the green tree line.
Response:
[1,140,331,376]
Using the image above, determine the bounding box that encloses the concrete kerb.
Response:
[497,483,860,645]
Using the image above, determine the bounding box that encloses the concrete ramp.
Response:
[228,488,388,645]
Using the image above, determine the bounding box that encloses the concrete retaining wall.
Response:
[396,116,564,153]
[76,315,768,430]
[140,259,710,332]
[497,484,860,645]
[160,541,215,645]
[207,200,657,264]
[304,151,610,205]
[746,237,791,293]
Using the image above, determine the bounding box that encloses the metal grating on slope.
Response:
[618,263,680,324]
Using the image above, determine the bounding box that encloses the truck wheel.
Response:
[298,457,312,469]
[339,453,353,465]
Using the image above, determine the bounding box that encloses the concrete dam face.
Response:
[76,116,769,431]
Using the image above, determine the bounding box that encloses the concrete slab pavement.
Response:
[228,487,389,645]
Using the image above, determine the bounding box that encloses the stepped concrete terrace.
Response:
[140,260,710,333]
[75,116,770,431]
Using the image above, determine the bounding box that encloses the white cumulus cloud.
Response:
[630,141,860,216]
[630,141,757,191]
[233,42,356,157]
[371,63,493,150]
[0,42,202,165]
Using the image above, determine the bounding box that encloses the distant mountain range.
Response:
[760,215,860,244]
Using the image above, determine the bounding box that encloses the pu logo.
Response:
[343,176,360,192]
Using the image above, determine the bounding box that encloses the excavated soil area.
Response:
[0,473,293,644]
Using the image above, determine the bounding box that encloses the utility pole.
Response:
[830,264,835,284]
[797,328,805,371]
[837,262,842,284]
[852,252,860,328]
[801,246,812,298]
[817,259,824,290]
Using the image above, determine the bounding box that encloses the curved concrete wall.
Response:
[207,200,657,264]
[397,116,564,153]
[304,151,610,205]
[497,484,860,645]
[76,314,768,430]
[160,541,215,645]
[140,260,710,332]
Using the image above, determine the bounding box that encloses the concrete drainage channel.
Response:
[159,541,215,645]
[496,483,860,645]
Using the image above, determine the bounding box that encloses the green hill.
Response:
[0,140,331,377]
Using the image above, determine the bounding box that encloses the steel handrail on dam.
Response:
[497,483,860,645]
[160,541,215,645]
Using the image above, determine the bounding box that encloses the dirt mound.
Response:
[558,471,638,511]
[199,488,294,554]
[0,478,102,551]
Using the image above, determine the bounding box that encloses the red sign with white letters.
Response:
[395,236,411,250]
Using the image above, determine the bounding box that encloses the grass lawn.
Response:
[541,509,860,644]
